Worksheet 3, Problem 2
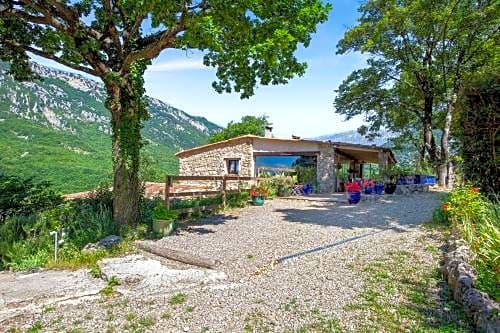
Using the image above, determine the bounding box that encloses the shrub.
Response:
[170,195,222,210]
[152,201,178,220]
[260,176,294,197]
[457,72,499,196]
[0,172,63,222]
[226,192,250,208]
[441,185,500,299]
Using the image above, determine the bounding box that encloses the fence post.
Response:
[165,175,172,210]
[221,175,227,209]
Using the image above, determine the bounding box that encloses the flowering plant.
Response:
[250,185,268,198]
[361,179,374,187]
[346,182,361,192]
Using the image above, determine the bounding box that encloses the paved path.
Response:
[2,192,466,333]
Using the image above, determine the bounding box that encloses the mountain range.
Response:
[315,130,394,147]
[0,62,219,193]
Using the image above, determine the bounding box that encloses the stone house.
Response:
[175,133,396,192]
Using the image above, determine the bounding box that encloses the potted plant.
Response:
[152,201,179,236]
[346,182,361,204]
[250,185,268,206]
[362,180,374,194]
[374,182,385,195]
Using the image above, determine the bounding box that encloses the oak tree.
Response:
[334,0,498,186]
[208,115,269,143]
[0,0,330,225]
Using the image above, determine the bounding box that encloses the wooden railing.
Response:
[164,175,260,213]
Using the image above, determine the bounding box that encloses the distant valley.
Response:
[0,62,220,193]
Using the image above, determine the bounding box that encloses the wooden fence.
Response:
[164,175,261,213]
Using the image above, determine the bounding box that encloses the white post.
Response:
[50,231,58,262]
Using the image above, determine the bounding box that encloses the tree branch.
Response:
[103,0,123,57]
[5,40,98,76]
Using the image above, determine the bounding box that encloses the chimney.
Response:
[264,124,273,138]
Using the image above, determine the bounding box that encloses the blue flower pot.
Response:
[252,196,265,206]
[374,184,384,195]
[364,186,373,195]
[347,191,361,204]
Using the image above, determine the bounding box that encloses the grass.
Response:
[100,276,121,296]
[169,292,187,305]
[342,243,472,332]
[123,314,156,332]
[294,311,341,333]
[46,240,134,271]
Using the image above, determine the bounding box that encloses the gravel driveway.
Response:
[3,192,456,333]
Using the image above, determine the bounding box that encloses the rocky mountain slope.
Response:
[315,130,394,147]
[0,62,219,193]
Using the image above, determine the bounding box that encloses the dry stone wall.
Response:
[442,235,500,333]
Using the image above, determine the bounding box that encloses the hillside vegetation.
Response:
[0,62,219,193]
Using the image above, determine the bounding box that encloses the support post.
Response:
[165,175,172,210]
[221,176,227,209]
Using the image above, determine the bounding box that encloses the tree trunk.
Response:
[105,71,148,227]
[422,96,438,163]
[439,94,455,188]
[113,138,140,226]
[447,161,455,188]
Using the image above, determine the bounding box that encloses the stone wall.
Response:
[317,144,336,193]
[442,235,500,332]
[178,139,254,177]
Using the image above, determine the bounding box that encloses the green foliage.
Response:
[209,115,269,143]
[0,172,63,222]
[335,0,498,172]
[226,192,251,208]
[457,71,499,196]
[101,276,121,296]
[169,292,187,305]
[260,176,294,197]
[0,181,130,270]
[170,196,222,210]
[441,185,500,299]
[152,201,178,220]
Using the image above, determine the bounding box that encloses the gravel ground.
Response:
[2,192,447,333]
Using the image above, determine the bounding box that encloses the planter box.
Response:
[152,219,176,236]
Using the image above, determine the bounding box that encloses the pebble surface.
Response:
[2,193,443,332]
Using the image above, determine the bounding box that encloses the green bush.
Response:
[441,185,500,300]
[226,192,250,208]
[0,172,63,222]
[260,176,294,197]
[170,195,222,210]
[152,201,179,220]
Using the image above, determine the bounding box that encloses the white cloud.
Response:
[147,58,207,72]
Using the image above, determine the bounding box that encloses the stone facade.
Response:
[317,144,336,192]
[177,136,394,194]
[178,138,254,177]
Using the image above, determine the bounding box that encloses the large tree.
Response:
[334,0,498,186]
[208,115,269,143]
[0,0,330,225]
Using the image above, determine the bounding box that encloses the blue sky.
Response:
[34,1,367,138]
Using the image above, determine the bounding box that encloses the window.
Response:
[227,159,240,175]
